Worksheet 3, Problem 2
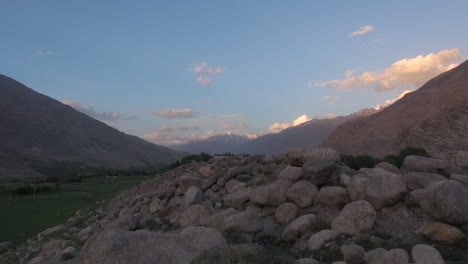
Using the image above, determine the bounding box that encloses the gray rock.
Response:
[221,211,264,233]
[347,175,369,201]
[0,241,15,254]
[182,186,206,208]
[364,248,409,264]
[315,186,350,207]
[225,179,246,194]
[202,208,238,230]
[451,173,468,186]
[250,180,293,206]
[376,162,401,175]
[149,198,164,214]
[307,229,339,250]
[403,172,447,190]
[295,258,320,264]
[178,175,203,192]
[275,203,298,225]
[223,187,253,207]
[286,180,319,208]
[340,244,365,262]
[282,214,317,241]
[278,166,303,182]
[332,200,376,235]
[411,244,444,264]
[303,159,340,186]
[80,226,228,264]
[179,204,210,227]
[201,174,219,191]
[286,147,340,166]
[401,156,450,176]
[364,168,408,209]
[415,221,465,244]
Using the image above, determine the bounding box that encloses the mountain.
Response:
[323,60,468,165]
[172,108,379,155]
[0,74,184,179]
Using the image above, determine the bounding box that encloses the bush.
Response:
[383,146,430,168]
[159,153,213,173]
[340,154,380,170]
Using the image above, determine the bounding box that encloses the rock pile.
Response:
[2,149,467,264]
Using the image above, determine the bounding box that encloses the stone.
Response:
[223,187,253,207]
[286,147,340,166]
[294,258,320,264]
[286,180,319,208]
[364,248,409,264]
[332,200,376,235]
[376,161,401,174]
[339,173,352,186]
[179,204,210,227]
[225,179,246,194]
[303,159,340,186]
[420,180,468,225]
[451,173,468,185]
[38,225,64,240]
[28,257,45,264]
[403,172,447,190]
[205,189,222,204]
[364,168,408,209]
[307,229,339,250]
[278,166,303,181]
[406,189,425,207]
[315,186,350,207]
[250,180,293,206]
[149,198,164,214]
[80,226,228,264]
[263,155,279,165]
[221,211,264,233]
[0,241,15,254]
[199,165,216,179]
[401,156,450,176]
[62,246,76,255]
[282,214,317,241]
[202,208,238,230]
[201,174,219,191]
[411,244,444,264]
[178,175,203,192]
[415,221,465,244]
[182,186,206,208]
[347,175,369,201]
[275,203,298,225]
[340,244,365,262]
[236,174,252,182]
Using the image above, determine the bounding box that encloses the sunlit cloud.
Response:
[142,130,257,146]
[196,76,212,86]
[350,25,374,37]
[61,99,136,122]
[219,114,240,118]
[313,49,465,92]
[268,113,336,134]
[204,100,214,104]
[374,90,413,110]
[191,62,226,75]
[153,108,196,119]
[217,120,248,130]
[157,125,201,133]
[320,96,340,104]
[35,50,54,56]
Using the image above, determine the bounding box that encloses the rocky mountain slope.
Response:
[3,149,467,263]
[173,109,379,155]
[0,74,183,179]
[323,60,468,165]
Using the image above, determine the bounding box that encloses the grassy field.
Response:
[0,176,151,245]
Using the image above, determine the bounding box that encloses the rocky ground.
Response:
[1,148,468,264]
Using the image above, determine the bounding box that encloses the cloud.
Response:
[374,90,413,110]
[350,25,374,37]
[217,120,248,130]
[191,63,226,75]
[153,108,196,119]
[35,50,54,56]
[61,99,135,122]
[142,130,257,146]
[204,100,214,104]
[157,125,201,133]
[320,96,340,104]
[219,114,240,118]
[268,113,337,134]
[196,76,212,86]
[313,49,465,92]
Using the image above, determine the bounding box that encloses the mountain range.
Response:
[0,74,184,179]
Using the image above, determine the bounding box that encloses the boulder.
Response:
[225,179,246,194]
[275,203,298,225]
[401,156,450,176]
[406,189,425,207]
[307,229,339,250]
[403,172,447,190]
[347,175,369,201]
[282,214,317,241]
[149,198,164,214]
[286,147,340,166]
[420,180,468,225]
[315,186,350,207]
[415,221,465,244]
[182,186,206,208]
[221,211,264,233]
[80,226,228,264]
[303,159,340,186]
[411,244,444,264]
[199,165,216,179]
[223,187,253,207]
[202,208,238,230]
[364,248,409,264]
[451,173,468,186]
[339,173,352,187]
[179,204,210,227]
[278,166,303,182]
[364,168,408,209]
[0,241,15,255]
[376,162,401,175]
[340,244,365,262]
[332,200,376,235]
[201,174,219,191]
[178,175,203,192]
[295,258,320,264]
[250,180,293,206]
[263,155,279,165]
[286,180,318,208]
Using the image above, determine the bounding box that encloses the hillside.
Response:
[323,60,468,165]
[0,74,183,179]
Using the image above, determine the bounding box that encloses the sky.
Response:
[1,0,468,146]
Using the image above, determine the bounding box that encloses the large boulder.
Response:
[403,172,447,190]
[340,245,365,262]
[415,221,465,244]
[401,156,450,176]
[80,227,228,264]
[149,198,164,214]
[223,187,253,207]
[221,211,264,233]
[275,203,298,225]
[178,175,203,192]
[278,166,304,182]
[411,244,444,264]
[282,214,317,241]
[347,175,369,201]
[307,229,339,250]
[303,160,340,186]
[202,208,238,230]
[364,248,409,264]
[182,186,206,208]
[451,173,468,186]
[225,179,246,194]
[364,168,408,209]
[179,204,210,227]
[314,186,350,208]
[375,162,401,175]
[331,200,376,235]
[286,180,319,208]
[0,241,15,255]
[420,180,468,225]
[250,180,293,206]
[286,147,340,166]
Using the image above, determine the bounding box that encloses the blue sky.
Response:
[1,1,468,145]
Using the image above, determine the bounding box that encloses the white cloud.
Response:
[268,113,337,133]
[320,95,340,104]
[35,50,54,56]
[61,99,135,122]
[314,49,465,92]
[204,100,214,104]
[350,25,374,37]
[196,76,212,86]
[217,120,249,130]
[153,108,196,119]
[374,90,413,110]
[191,62,226,75]
[219,114,240,118]
[157,125,201,133]
[142,130,257,146]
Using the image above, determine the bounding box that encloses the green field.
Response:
[0,176,151,245]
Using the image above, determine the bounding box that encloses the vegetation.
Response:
[159,152,213,173]
[340,146,430,170]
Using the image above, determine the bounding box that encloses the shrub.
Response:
[340,154,380,170]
